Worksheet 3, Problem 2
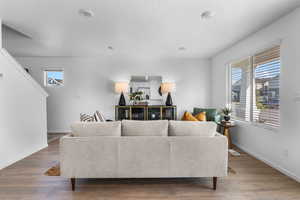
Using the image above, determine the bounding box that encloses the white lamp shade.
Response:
[115,82,128,93]
[161,82,175,94]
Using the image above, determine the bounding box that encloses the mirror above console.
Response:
[129,75,163,105]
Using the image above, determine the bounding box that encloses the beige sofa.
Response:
[60,120,228,191]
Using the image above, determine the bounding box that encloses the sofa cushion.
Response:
[168,121,217,137]
[71,122,121,137]
[122,120,168,136]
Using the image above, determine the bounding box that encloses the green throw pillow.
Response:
[193,108,218,122]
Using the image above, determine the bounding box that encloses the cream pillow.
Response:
[122,120,168,136]
[168,121,217,137]
[71,121,121,137]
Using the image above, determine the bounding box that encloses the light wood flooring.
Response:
[0,139,300,200]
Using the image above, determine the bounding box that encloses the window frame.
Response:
[228,46,280,131]
[43,69,64,87]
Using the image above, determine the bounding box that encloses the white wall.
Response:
[211,8,300,181]
[0,20,2,48]
[0,48,48,169]
[16,56,211,132]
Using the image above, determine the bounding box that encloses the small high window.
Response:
[44,70,64,87]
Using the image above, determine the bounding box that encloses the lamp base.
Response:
[165,92,173,106]
[119,92,126,106]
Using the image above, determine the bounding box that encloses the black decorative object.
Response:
[166,92,173,106]
[119,92,126,106]
[158,86,162,96]
[224,115,230,121]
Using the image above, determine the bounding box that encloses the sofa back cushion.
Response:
[122,120,168,136]
[71,122,121,137]
[168,121,217,137]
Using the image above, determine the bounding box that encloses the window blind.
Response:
[253,46,280,128]
[230,58,251,121]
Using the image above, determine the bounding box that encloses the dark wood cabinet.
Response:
[115,105,177,121]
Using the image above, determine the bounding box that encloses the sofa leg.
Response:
[213,177,217,190]
[71,178,75,191]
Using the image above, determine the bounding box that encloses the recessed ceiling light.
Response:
[108,46,114,50]
[201,11,216,19]
[178,47,186,51]
[78,9,94,18]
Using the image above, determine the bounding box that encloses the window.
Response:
[44,70,64,87]
[230,45,280,128]
[231,58,251,121]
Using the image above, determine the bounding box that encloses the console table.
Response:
[115,105,177,121]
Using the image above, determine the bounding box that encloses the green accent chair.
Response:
[193,108,222,123]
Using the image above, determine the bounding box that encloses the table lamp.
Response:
[115,82,128,106]
[161,82,175,106]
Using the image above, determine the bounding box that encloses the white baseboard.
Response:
[48,131,70,134]
[0,143,48,170]
[234,143,300,183]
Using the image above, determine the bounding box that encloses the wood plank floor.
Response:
[0,140,300,200]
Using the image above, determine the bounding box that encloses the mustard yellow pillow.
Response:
[181,111,198,121]
[194,112,207,121]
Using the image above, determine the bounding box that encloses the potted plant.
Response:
[221,106,232,122]
[129,91,144,105]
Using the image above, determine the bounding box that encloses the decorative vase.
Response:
[224,115,230,122]
[166,92,173,106]
[118,92,126,106]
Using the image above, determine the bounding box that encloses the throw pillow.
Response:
[94,110,106,122]
[194,112,207,121]
[193,108,218,121]
[80,113,95,122]
[181,111,198,121]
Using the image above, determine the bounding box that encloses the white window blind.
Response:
[230,45,281,128]
[253,46,280,128]
[230,58,251,121]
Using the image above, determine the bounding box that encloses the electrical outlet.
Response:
[294,93,300,102]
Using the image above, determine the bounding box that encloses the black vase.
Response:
[118,92,126,106]
[166,92,173,106]
[224,115,230,121]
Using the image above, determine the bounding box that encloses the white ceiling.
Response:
[0,0,299,58]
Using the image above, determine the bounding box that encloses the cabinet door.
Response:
[131,107,146,120]
[148,107,161,120]
[162,107,176,120]
[116,107,131,120]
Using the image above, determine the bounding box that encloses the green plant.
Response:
[221,107,232,116]
[129,91,144,101]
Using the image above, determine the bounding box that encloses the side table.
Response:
[217,122,236,149]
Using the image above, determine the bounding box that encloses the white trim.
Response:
[48,130,71,134]
[1,48,48,97]
[234,143,300,183]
